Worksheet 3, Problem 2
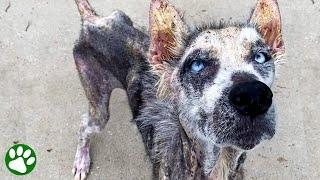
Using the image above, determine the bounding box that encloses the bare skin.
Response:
[72,0,284,179]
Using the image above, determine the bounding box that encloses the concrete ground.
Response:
[0,0,319,179]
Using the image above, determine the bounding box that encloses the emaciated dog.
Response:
[72,0,285,179]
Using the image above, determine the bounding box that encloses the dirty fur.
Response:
[72,0,285,180]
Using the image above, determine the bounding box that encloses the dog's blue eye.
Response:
[254,52,266,63]
[191,60,205,73]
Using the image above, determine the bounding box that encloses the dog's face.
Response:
[149,0,284,150]
[178,26,277,150]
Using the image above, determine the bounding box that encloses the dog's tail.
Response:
[75,0,98,22]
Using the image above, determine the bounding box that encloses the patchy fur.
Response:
[72,0,285,179]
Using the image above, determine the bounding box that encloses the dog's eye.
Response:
[254,52,267,63]
[191,60,205,73]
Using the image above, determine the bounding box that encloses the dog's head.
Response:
[148,0,285,150]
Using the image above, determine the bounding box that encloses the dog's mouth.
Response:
[211,101,276,150]
[227,125,275,150]
[211,81,276,150]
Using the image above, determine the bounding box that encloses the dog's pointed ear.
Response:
[250,0,285,56]
[149,0,187,74]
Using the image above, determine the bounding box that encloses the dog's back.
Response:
[73,8,155,113]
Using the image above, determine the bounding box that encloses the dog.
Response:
[72,0,285,179]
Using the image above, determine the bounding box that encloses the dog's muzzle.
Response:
[229,81,273,117]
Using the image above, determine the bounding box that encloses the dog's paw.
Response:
[7,145,36,174]
[72,146,90,180]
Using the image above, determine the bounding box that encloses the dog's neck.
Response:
[149,98,244,179]
[179,124,242,179]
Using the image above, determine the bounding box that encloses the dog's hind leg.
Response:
[72,1,149,179]
[72,43,123,180]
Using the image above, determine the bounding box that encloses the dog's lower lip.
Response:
[230,130,265,150]
[236,138,260,150]
[241,143,257,150]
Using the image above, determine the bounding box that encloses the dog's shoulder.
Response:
[135,99,191,178]
[135,98,180,151]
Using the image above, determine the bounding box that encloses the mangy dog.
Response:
[72,0,285,179]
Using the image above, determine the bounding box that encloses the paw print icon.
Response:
[5,144,37,175]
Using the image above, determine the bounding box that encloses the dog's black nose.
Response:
[229,81,273,116]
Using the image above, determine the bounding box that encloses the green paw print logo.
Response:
[5,144,37,175]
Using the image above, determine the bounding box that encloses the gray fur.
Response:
[72,1,282,179]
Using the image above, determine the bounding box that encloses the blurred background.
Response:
[0,0,319,179]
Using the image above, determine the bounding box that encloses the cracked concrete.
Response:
[0,0,319,179]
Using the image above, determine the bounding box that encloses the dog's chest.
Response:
[156,130,243,180]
